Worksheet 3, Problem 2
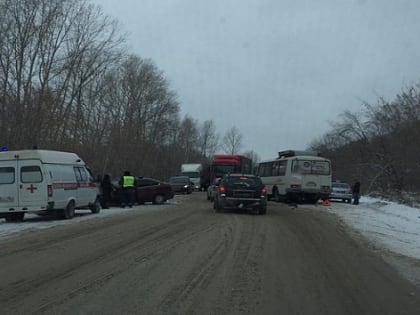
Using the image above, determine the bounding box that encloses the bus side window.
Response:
[272,162,278,176]
[292,162,300,173]
[267,162,274,176]
[261,163,269,177]
[278,161,287,176]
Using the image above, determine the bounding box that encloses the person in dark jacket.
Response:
[352,181,361,205]
[100,174,113,209]
[119,171,136,208]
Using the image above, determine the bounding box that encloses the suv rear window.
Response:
[225,176,262,188]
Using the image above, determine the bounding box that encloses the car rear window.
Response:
[225,176,262,188]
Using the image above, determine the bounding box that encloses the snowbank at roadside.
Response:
[317,196,420,260]
[0,199,177,240]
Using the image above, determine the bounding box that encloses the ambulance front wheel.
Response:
[90,197,101,214]
[61,201,75,219]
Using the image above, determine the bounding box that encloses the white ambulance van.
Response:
[0,149,101,221]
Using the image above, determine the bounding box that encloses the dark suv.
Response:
[213,174,267,214]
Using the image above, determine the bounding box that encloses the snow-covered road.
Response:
[1,194,419,262]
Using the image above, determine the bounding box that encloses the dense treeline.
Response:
[0,0,223,180]
[310,84,420,198]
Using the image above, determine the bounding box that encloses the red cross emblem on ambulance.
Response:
[27,184,38,193]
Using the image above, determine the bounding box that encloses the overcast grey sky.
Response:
[92,0,420,160]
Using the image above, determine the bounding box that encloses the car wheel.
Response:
[215,200,224,213]
[61,201,75,219]
[90,197,101,214]
[4,212,25,222]
[153,194,165,204]
[214,199,220,212]
[259,206,267,215]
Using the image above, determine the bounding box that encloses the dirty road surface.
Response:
[1,193,419,314]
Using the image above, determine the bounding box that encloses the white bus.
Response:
[257,150,332,203]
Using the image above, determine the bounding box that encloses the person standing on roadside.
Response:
[119,171,136,208]
[352,181,361,205]
[100,174,113,209]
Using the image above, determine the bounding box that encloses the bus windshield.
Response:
[292,160,330,175]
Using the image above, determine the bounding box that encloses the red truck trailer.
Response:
[201,154,252,190]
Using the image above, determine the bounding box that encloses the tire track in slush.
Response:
[1,210,212,313]
[218,215,266,314]
[34,221,221,314]
[158,221,234,314]
[157,214,267,315]
[1,215,185,300]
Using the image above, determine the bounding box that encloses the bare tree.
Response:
[95,55,180,177]
[176,115,200,161]
[0,0,124,150]
[221,126,243,154]
[243,150,260,171]
[198,120,219,159]
[311,82,420,196]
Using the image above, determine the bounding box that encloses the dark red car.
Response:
[108,177,174,206]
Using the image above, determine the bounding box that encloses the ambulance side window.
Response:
[21,166,43,183]
[74,167,82,182]
[74,166,88,182]
[0,167,15,184]
[85,166,95,182]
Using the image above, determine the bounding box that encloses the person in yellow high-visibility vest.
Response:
[119,171,136,208]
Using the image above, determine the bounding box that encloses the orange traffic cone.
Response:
[322,198,331,206]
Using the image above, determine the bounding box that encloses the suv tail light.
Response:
[219,185,226,193]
